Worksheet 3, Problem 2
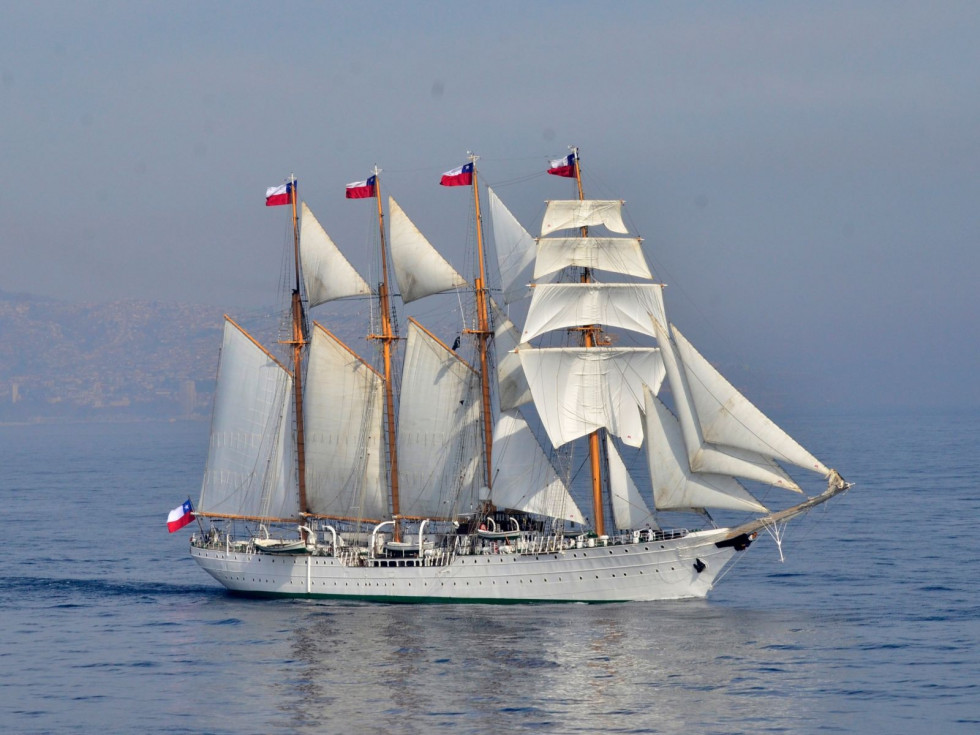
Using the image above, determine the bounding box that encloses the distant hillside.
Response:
[0,291,231,422]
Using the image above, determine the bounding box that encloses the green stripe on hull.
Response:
[225,589,630,604]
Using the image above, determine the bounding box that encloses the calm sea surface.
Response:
[1,412,978,734]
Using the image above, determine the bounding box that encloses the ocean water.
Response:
[1,413,978,734]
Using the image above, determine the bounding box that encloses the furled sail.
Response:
[643,386,768,513]
[541,199,628,236]
[518,346,665,448]
[522,283,668,343]
[491,409,586,524]
[606,435,659,530]
[534,236,652,280]
[488,187,536,304]
[491,299,532,411]
[299,202,372,307]
[388,197,467,303]
[651,317,800,491]
[199,318,298,519]
[303,324,387,520]
[397,319,483,518]
[671,325,831,477]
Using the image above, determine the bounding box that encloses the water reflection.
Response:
[265,599,825,734]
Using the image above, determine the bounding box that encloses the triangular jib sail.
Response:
[671,325,830,477]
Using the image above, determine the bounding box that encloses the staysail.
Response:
[671,325,830,477]
[643,386,768,513]
[488,187,536,304]
[299,202,373,307]
[651,316,800,491]
[491,299,533,411]
[606,435,658,529]
[388,196,467,303]
[491,409,586,524]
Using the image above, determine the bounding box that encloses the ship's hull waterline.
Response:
[190,530,749,603]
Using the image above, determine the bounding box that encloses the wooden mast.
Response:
[366,167,401,528]
[571,149,606,537]
[287,174,309,518]
[465,154,495,489]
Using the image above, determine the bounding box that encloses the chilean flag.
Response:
[265,181,296,206]
[547,154,577,178]
[440,162,473,187]
[345,175,376,199]
[167,499,195,533]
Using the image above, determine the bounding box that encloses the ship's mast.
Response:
[570,149,607,536]
[286,174,309,517]
[464,154,495,489]
[366,167,401,524]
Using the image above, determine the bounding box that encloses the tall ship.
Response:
[184,151,850,602]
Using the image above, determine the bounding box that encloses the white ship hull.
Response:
[190,529,749,603]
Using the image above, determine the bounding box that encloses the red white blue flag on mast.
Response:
[265,181,296,206]
[440,162,474,187]
[167,499,195,533]
[345,175,377,199]
[547,154,576,178]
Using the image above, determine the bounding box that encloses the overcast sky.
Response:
[2,1,978,412]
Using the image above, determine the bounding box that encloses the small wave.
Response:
[0,575,220,600]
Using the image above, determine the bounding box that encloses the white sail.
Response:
[643,386,767,513]
[299,202,372,307]
[488,187,536,304]
[491,410,586,524]
[397,320,483,519]
[522,283,668,343]
[491,299,532,411]
[199,319,298,520]
[541,199,628,236]
[651,316,801,492]
[388,197,467,303]
[672,325,831,477]
[605,435,658,530]
[303,324,387,520]
[534,236,652,280]
[518,346,665,448]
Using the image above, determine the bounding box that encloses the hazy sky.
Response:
[2,1,978,412]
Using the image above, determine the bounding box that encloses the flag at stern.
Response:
[167,499,195,533]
